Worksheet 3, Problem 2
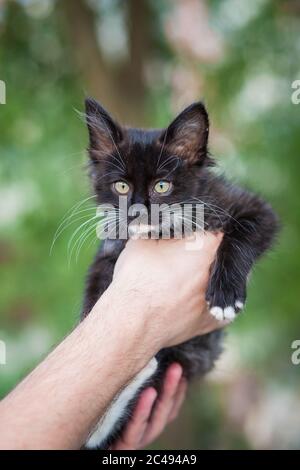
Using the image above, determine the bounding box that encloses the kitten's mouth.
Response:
[97,201,204,240]
[128,223,157,238]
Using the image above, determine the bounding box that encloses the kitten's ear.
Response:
[160,102,209,164]
[85,98,123,159]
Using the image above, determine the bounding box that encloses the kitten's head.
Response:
[85,98,212,237]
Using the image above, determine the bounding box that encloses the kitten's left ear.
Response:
[160,102,209,164]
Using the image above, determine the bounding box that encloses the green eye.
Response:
[114,181,130,195]
[154,180,171,194]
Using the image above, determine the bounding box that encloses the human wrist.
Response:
[90,280,157,374]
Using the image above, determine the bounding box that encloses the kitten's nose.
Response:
[132,194,146,206]
[127,214,138,223]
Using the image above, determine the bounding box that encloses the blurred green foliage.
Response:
[0,0,300,449]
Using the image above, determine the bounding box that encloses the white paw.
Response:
[235,300,244,310]
[210,306,237,321]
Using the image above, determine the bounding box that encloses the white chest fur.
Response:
[86,357,158,448]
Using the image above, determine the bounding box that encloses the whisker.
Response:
[52,210,98,249]
[173,214,205,232]
[56,160,87,177]
[50,195,97,254]
[90,151,126,175]
[189,198,224,227]
[168,198,222,226]
[157,155,180,172]
[189,197,243,227]
[156,127,168,169]
[162,159,180,179]
[67,215,100,257]
[68,217,108,266]
[75,222,100,263]
[107,153,126,171]
[89,113,126,170]
[93,170,123,183]
[76,107,127,170]
[105,160,126,174]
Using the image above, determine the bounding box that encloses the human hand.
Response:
[110,363,187,450]
[108,233,226,353]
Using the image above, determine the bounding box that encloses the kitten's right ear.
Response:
[85,98,123,159]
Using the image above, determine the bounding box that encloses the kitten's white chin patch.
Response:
[129,223,155,237]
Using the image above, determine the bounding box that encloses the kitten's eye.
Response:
[154,180,172,194]
[113,181,130,195]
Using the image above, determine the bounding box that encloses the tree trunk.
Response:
[59,0,152,125]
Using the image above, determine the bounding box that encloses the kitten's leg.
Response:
[206,196,279,321]
[82,240,125,319]
[85,357,158,449]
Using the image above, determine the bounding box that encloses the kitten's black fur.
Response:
[81,98,279,448]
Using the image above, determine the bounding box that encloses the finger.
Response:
[168,378,187,422]
[110,387,157,450]
[141,363,183,446]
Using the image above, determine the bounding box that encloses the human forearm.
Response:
[0,286,154,450]
[0,234,224,450]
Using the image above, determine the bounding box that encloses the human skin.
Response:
[0,233,224,449]
[111,363,188,450]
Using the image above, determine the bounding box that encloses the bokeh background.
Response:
[1,0,300,449]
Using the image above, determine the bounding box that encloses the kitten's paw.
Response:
[208,296,245,321]
[206,267,247,322]
[206,279,246,322]
[209,305,240,321]
[234,300,244,310]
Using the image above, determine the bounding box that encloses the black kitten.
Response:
[81,98,279,449]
